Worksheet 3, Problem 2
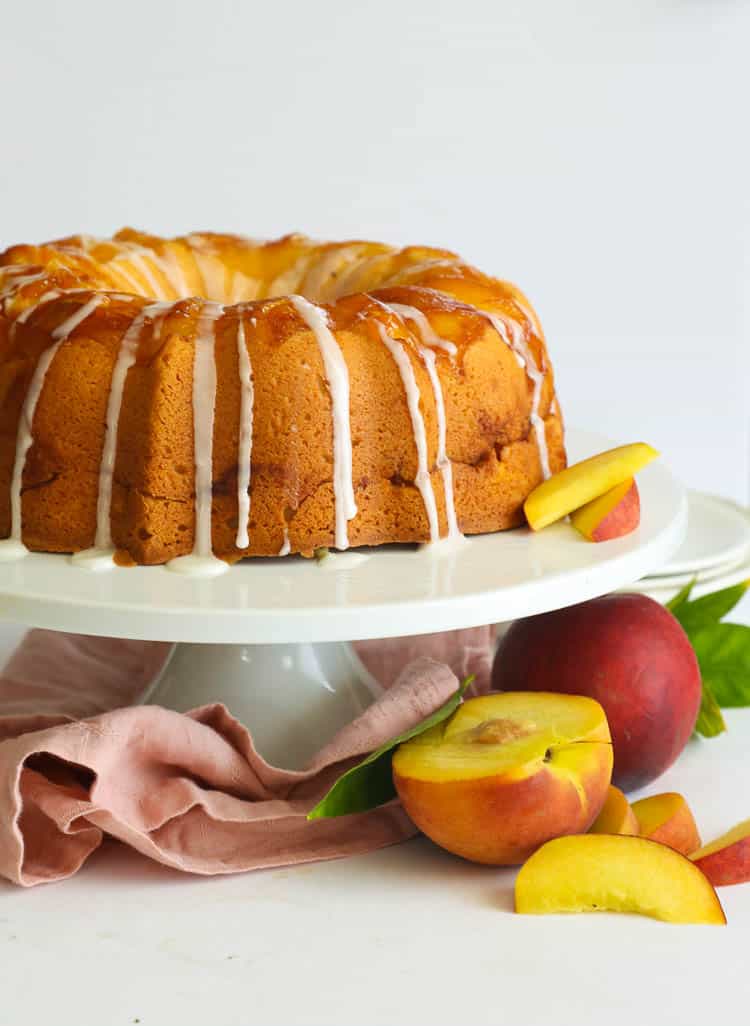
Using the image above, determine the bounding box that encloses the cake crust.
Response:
[0,231,565,565]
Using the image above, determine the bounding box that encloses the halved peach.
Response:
[515,834,726,925]
[632,792,701,856]
[691,819,750,885]
[571,478,640,542]
[589,785,639,836]
[524,442,658,531]
[392,692,613,865]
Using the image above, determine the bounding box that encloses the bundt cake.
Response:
[0,230,565,573]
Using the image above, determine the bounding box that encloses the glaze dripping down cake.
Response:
[0,230,565,572]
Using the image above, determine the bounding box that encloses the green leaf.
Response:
[666,579,695,615]
[307,675,474,820]
[671,581,749,638]
[690,623,750,708]
[694,679,727,738]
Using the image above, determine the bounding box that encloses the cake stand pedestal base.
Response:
[142,640,383,770]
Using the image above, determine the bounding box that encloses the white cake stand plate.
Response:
[0,429,687,769]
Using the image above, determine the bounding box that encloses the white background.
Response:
[1,9,750,1024]
[1,0,748,502]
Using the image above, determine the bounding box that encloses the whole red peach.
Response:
[492,594,701,791]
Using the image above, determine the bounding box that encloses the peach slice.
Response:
[515,834,726,925]
[392,692,613,866]
[632,792,701,856]
[589,785,639,836]
[691,819,750,886]
[570,478,640,542]
[524,442,658,531]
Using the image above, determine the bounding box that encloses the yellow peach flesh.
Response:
[690,819,750,886]
[632,792,701,856]
[392,692,613,865]
[691,819,750,860]
[515,834,726,925]
[570,478,640,542]
[524,442,658,531]
[589,785,639,836]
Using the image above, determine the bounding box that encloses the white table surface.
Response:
[1,598,750,1026]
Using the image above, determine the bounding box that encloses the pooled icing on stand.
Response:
[289,295,357,550]
[0,294,105,562]
[166,302,229,578]
[72,302,171,571]
[317,550,371,571]
[278,527,291,557]
[376,324,440,543]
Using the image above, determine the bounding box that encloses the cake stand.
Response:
[0,429,687,769]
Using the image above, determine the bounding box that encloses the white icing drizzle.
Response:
[384,303,457,355]
[110,243,174,299]
[301,245,368,301]
[227,272,259,304]
[328,251,392,299]
[167,302,228,577]
[0,270,47,295]
[418,346,461,539]
[72,301,170,571]
[278,527,291,556]
[376,298,461,539]
[51,294,106,339]
[289,295,356,550]
[383,258,458,285]
[160,250,192,299]
[235,314,255,550]
[1,266,33,278]
[192,251,228,305]
[0,295,105,561]
[482,312,551,480]
[107,260,148,296]
[265,254,316,300]
[9,289,62,340]
[376,324,439,543]
[125,251,166,299]
[13,291,60,318]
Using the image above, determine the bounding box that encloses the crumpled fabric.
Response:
[0,628,494,887]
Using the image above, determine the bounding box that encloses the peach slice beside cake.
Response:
[392,692,613,866]
[691,819,750,885]
[515,834,726,925]
[524,442,658,531]
[632,792,701,856]
[570,478,640,542]
[589,785,639,836]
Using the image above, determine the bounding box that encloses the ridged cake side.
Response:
[0,231,565,565]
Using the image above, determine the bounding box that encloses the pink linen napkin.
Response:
[353,627,494,696]
[0,628,492,887]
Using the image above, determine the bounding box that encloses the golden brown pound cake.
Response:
[0,230,565,568]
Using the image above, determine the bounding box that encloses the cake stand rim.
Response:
[0,428,688,643]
